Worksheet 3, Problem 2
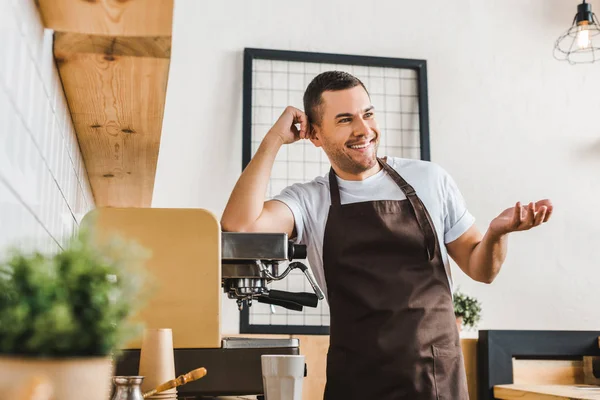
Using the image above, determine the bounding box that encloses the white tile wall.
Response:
[0,0,94,255]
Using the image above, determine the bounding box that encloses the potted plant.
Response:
[453,289,482,332]
[0,229,149,399]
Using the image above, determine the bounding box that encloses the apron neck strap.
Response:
[378,158,417,197]
[328,167,342,207]
[328,158,418,207]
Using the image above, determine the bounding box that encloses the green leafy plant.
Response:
[453,289,482,329]
[0,229,151,357]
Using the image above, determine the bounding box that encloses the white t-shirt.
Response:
[273,157,475,299]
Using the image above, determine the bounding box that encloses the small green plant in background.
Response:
[453,288,482,329]
[0,229,151,357]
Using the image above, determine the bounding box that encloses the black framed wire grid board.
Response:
[240,48,431,334]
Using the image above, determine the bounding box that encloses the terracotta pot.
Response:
[455,316,463,332]
[0,356,113,400]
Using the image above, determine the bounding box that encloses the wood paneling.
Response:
[54,33,170,207]
[37,0,174,37]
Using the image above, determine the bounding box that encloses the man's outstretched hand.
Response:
[489,199,553,236]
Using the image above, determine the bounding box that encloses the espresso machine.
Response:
[221,232,325,312]
[82,208,324,398]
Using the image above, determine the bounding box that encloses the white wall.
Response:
[153,0,600,333]
[0,0,94,254]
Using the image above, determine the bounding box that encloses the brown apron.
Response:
[322,158,469,400]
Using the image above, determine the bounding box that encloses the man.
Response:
[221,71,552,399]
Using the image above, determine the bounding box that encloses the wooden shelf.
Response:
[494,384,600,399]
[37,0,174,207]
[37,0,173,36]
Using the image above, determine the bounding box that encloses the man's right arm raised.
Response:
[221,107,309,237]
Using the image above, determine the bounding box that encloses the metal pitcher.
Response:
[111,376,145,400]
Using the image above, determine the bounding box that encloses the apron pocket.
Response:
[432,343,468,400]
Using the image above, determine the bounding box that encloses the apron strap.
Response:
[328,168,342,207]
[379,158,437,261]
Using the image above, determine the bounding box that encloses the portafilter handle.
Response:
[257,296,304,312]
[255,260,325,301]
[288,262,325,300]
[266,289,319,308]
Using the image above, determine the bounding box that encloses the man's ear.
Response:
[309,124,323,148]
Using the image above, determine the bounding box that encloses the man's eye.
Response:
[365,112,374,118]
[339,118,351,123]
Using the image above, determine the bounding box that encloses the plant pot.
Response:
[0,355,113,399]
[455,316,463,332]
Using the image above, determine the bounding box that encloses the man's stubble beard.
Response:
[323,139,379,176]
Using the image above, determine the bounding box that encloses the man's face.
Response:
[310,86,380,179]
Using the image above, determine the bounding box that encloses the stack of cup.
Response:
[138,328,177,400]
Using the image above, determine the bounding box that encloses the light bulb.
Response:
[576,24,591,49]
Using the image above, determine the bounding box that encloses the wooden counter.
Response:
[494,384,600,399]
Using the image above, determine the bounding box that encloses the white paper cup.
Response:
[261,355,305,400]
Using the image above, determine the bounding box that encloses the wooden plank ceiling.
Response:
[36,0,174,207]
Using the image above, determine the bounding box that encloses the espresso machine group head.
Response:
[221,232,325,311]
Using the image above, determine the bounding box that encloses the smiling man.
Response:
[221,71,552,399]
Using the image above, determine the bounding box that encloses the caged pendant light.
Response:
[554,0,600,64]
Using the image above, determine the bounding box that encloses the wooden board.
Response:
[37,0,174,36]
[54,33,171,207]
[292,335,329,400]
[461,338,479,400]
[513,359,585,385]
[81,208,222,349]
[494,384,600,399]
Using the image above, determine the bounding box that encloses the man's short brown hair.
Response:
[303,71,369,127]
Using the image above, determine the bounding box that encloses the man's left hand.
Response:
[489,199,553,236]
